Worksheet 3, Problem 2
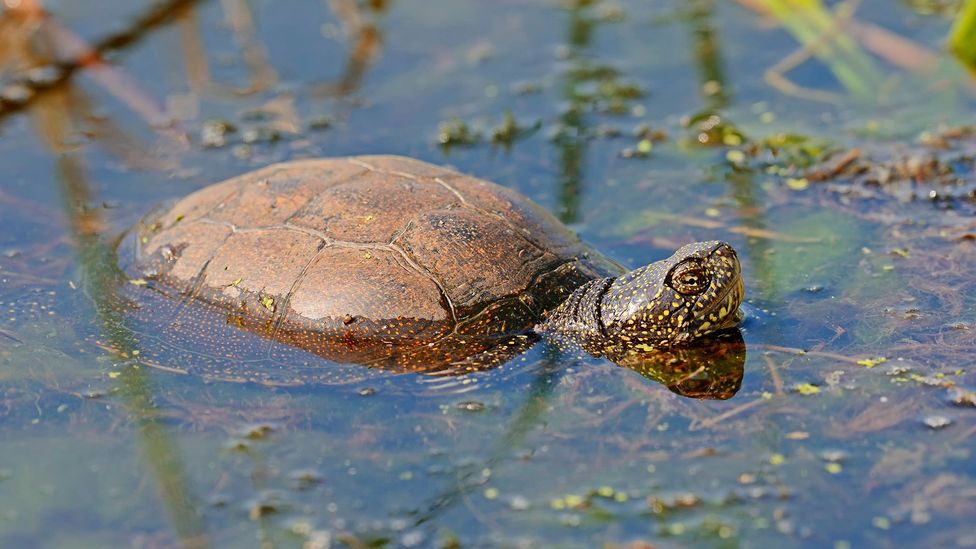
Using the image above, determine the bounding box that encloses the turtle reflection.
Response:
[604,329,745,400]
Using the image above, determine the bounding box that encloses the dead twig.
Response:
[848,21,942,74]
[752,343,878,365]
[0,327,23,346]
[954,424,976,444]
[689,397,766,431]
[646,214,822,243]
[762,354,785,396]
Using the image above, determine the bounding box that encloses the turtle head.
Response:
[601,241,743,349]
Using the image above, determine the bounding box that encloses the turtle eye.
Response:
[668,259,709,295]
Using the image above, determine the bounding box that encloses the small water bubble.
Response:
[922,415,952,430]
[400,530,425,547]
[288,469,324,489]
[25,66,62,87]
[820,450,849,463]
[510,495,530,510]
[456,401,485,412]
[200,119,236,148]
[0,83,33,106]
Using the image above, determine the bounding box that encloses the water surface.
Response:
[1,0,975,547]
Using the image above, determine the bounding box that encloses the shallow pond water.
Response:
[1,0,976,547]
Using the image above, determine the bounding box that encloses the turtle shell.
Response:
[118,156,621,383]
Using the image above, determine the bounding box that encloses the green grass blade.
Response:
[759,0,884,100]
[949,0,976,72]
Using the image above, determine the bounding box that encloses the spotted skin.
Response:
[120,156,744,385]
[537,241,744,354]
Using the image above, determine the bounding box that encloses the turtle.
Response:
[116,155,744,386]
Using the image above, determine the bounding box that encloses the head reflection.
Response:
[604,329,745,400]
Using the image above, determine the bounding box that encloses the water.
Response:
[1,0,975,547]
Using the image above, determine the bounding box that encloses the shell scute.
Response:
[287,170,458,243]
[199,228,324,311]
[397,207,559,312]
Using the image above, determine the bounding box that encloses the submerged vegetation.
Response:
[0,0,975,547]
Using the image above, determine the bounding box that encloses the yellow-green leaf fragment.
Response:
[128,279,148,286]
[563,494,585,508]
[723,133,743,146]
[668,522,687,535]
[786,177,809,191]
[260,296,275,311]
[857,357,887,368]
[794,383,821,395]
[726,150,746,164]
[949,0,976,71]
